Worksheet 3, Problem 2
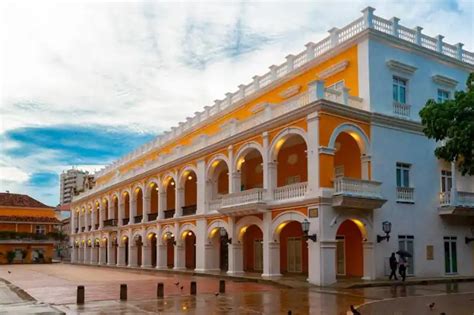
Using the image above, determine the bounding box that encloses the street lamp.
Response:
[377,221,392,243]
[219,227,232,244]
[301,219,317,242]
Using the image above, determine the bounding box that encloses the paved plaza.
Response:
[1,264,474,314]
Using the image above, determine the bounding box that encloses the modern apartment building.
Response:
[60,168,95,205]
[69,7,474,286]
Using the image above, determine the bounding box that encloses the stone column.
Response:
[91,210,96,231]
[118,199,124,227]
[262,132,270,191]
[128,240,138,267]
[228,145,237,193]
[107,242,116,266]
[194,219,207,272]
[450,161,457,204]
[71,211,76,234]
[84,245,90,264]
[196,159,206,215]
[117,244,126,266]
[142,244,151,268]
[99,202,104,229]
[306,112,320,198]
[262,212,281,277]
[90,243,97,264]
[158,191,166,219]
[131,198,137,224]
[143,196,151,223]
[175,188,184,217]
[98,244,105,265]
[156,244,167,269]
[227,217,244,274]
[361,155,371,180]
[71,246,77,263]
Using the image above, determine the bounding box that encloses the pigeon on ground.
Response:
[7,271,11,274]
[428,302,435,310]
[214,292,219,296]
[180,286,184,291]
[350,305,361,315]
[174,282,179,286]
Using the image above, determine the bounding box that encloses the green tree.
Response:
[419,73,474,175]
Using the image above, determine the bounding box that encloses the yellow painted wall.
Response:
[0,207,56,218]
[0,243,54,264]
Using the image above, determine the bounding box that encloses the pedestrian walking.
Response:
[389,252,398,280]
[398,258,407,281]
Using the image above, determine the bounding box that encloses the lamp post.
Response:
[219,227,232,244]
[377,221,392,243]
[301,219,317,242]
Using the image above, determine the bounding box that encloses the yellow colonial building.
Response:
[71,7,474,285]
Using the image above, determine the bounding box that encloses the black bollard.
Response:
[190,281,197,295]
[288,311,292,315]
[157,282,164,298]
[219,280,225,294]
[77,285,85,304]
[120,284,127,301]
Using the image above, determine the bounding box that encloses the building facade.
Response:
[70,7,474,286]
[60,168,95,205]
[0,193,60,264]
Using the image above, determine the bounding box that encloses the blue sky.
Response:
[0,0,472,206]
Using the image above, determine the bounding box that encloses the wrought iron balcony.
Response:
[164,209,175,219]
[81,227,85,232]
[148,213,158,221]
[122,218,130,225]
[182,205,197,216]
[134,215,143,224]
[333,177,386,210]
[103,219,118,227]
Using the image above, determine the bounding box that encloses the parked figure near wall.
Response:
[389,252,398,280]
[398,258,407,282]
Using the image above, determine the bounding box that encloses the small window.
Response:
[35,225,46,235]
[440,170,452,193]
[396,163,411,188]
[393,77,407,104]
[437,89,450,103]
[327,80,344,91]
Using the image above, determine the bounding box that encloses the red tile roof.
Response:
[0,193,53,209]
[0,215,60,223]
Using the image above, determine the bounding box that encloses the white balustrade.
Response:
[334,177,382,199]
[209,198,223,211]
[396,187,415,203]
[458,192,474,207]
[221,188,266,207]
[439,191,451,206]
[273,182,308,201]
[393,102,411,118]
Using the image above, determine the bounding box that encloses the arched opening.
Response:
[275,134,307,187]
[238,148,263,191]
[164,177,176,219]
[134,188,143,223]
[134,235,143,267]
[102,200,109,221]
[335,219,364,278]
[147,233,157,267]
[333,132,362,179]
[242,224,263,272]
[94,203,100,229]
[123,192,130,225]
[278,221,308,274]
[103,238,108,264]
[183,230,196,269]
[122,236,129,266]
[163,232,175,268]
[209,159,229,199]
[113,195,119,222]
[111,236,118,265]
[182,171,197,216]
[148,182,159,221]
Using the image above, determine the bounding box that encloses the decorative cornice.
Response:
[279,85,301,99]
[432,74,458,88]
[317,60,349,79]
[386,59,417,75]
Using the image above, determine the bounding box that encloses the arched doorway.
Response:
[181,170,197,216]
[335,219,364,278]
[147,233,157,267]
[102,199,109,222]
[134,188,144,223]
[207,224,229,272]
[333,132,362,179]
[208,159,229,200]
[274,133,308,188]
[163,232,175,268]
[237,147,263,191]
[122,192,130,225]
[183,230,196,269]
[148,182,159,221]
[242,225,263,272]
[278,221,308,274]
[122,236,129,266]
[134,235,143,267]
[164,177,176,219]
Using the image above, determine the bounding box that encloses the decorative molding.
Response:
[279,85,301,99]
[318,146,336,155]
[317,60,349,79]
[251,102,273,114]
[432,74,458,88]
[386,59,417,75]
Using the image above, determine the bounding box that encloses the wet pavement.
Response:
[0,264,473,314]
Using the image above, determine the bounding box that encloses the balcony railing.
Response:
[209,198,223,211]
[95,224,99,230]
[122,218,130,225]
[396,187,415,203]
[221,188,266,208]
[81,227,85,232]
[164,209,175,219]
[273,182,307,201]
[440,191,474,207]
[182,205,197,216]
[148,213,158,221]
[393,102,411,118]
[103,219,118,227]
[134,215,143,224]
[334,177,382,199]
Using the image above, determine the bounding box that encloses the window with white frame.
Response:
[327,80,344,91]
[396,163,411,188]
[35,225,46,235]
[437,89,450,103]
[440,170,452,193]
[393,77,407,104]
